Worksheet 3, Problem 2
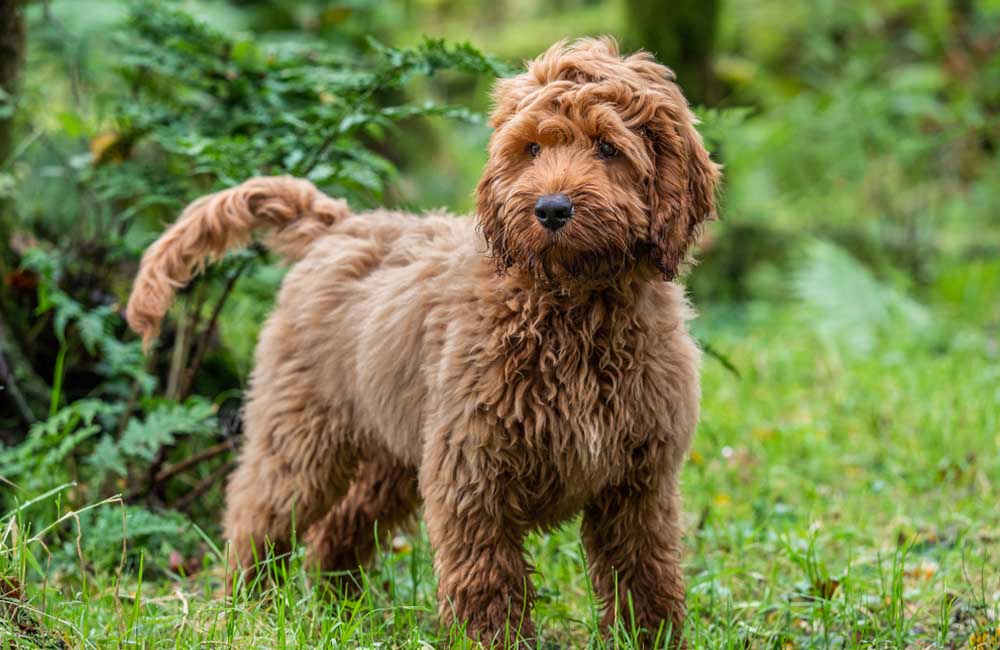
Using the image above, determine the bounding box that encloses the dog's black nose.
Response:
[534,193,573,231]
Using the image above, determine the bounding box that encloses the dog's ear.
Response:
[475,166,506,270]
[645,110,721,280]
[476,70,545,272]
[631,55,720,279]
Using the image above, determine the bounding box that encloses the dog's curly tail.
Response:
[126,175,350,348]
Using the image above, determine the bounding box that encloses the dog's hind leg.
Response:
[303,457,420,584]
[221,347,360,585]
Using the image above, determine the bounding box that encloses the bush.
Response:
[0,3,503,552]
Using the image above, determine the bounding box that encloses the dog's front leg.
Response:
[582,474,687,649]
[422,444,535,647]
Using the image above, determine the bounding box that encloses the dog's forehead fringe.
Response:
[527,36,673,86]
[493,38,684,132]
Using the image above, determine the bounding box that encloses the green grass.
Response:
[2,304,998,649]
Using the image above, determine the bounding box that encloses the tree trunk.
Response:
[1,0,25,238]
[624,0,720,106]
[0,0,41,436]
[0,0,24,158]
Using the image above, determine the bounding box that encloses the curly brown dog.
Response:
[126,37,720,647]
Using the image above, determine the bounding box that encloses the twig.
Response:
[153,440,236,484]
[165,300,191,400]
[0,309,49,401]
[298,61,401,177]
[174,461,236,512]
[114,380,141,438]
[698,338,741,378]
[0,127,41,171]
[186,280,208,353]
[125,354,160,502]
[0,317,37,427]
[178,258,251,400]
[141,444,169,507]
[127,438,237,504]
[299,131,340,176]
[0,344,36,427]
[174,588,189,635]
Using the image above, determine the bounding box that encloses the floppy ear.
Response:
[475,166,510,272]
[476,68,546,273]
[646,111,721,279]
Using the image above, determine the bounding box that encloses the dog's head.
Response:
[476,38,720,283]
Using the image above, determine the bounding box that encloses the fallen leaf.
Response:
[905,560,939,581]
[813,577,841,599]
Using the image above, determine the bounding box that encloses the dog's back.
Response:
[262,209,488,466]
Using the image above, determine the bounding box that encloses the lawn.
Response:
[4,303,997,649]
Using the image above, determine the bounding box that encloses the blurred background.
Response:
[0,1,999,645]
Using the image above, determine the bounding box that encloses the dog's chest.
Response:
[473,290,665,491]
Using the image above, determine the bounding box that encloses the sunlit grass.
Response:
[3,305,998,648]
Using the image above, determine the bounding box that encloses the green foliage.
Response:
[64,505,204,573]
[793,239,930,356]
[20,246,152,396]
[1,1,998,647]
[689,0,1000,307]
[101,3,506,207]
[88,397,218,483]
[1,1,501,551]
[0,399,121,494]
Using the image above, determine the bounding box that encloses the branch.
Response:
[186,280,208,353]
[0,340,35,427]
[153,439,236,484]
[0,312,39,428]
[698,338,741,378]
[164,300,191,400]
[173,461,236,512]
[178,258,251,400]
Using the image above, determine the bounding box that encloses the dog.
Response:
[126,37,720,647]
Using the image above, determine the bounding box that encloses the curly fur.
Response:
[126,37,720,648]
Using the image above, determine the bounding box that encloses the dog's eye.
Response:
[527,142,541,158]
[596,139,618,160]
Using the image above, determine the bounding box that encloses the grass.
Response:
[2,303,998,649]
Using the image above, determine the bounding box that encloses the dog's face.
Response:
[476,38,720,283]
